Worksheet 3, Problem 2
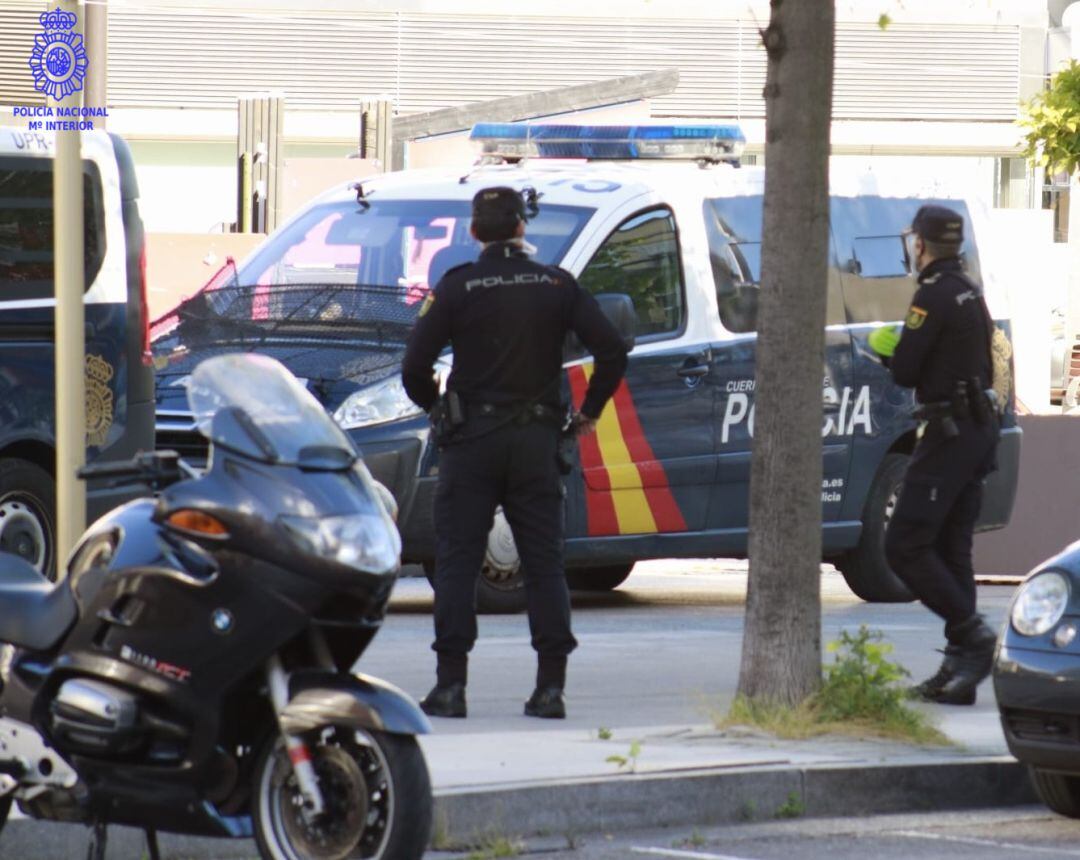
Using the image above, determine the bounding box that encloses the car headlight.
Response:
[1011,570,1071,637]
[281,513,401,575]
[333,376,423,430]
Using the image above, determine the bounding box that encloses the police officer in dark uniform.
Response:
[401,187,628,719]
[868,205,1000,706]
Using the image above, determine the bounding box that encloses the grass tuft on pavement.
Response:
[717,626,950,747]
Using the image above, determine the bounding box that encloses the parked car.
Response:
[994,547,1080,815]
[152,122,1021,613]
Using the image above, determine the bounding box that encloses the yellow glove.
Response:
[868,325,901,358]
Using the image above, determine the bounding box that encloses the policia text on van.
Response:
[149,123,1020,613]
[0,130,155,576]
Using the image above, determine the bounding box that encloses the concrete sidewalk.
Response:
[0,693,1036,858]
[424,702,1034,849]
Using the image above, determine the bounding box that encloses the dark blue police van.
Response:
[0,129,155,576]
[151,124,1020,612]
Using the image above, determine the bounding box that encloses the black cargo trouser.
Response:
[884,418,999,643]
[432,417,577,665]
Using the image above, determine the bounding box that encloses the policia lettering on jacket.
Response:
[401,186,628,720]
[868,204,1001,706]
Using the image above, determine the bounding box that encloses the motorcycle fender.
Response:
[282,671,431,736]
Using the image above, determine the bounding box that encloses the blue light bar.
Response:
[469,123,746,162]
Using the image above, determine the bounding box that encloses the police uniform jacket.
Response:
[891,258,993,404]
[402,241,628,418]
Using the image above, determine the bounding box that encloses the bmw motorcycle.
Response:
[0,353,432,860]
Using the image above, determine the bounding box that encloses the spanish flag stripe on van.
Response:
[568,364,686,536]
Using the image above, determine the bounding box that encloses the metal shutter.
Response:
[0,2,47,107]
[1,5,1020,124]
[108,7,399,109]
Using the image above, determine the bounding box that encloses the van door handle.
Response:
[677,364,710,379]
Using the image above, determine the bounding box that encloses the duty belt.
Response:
[475,401,563,426]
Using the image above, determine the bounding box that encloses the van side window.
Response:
[0,157,105,300]
[704,197,763,333]
[833,196,981,324]
[578,208,684,339]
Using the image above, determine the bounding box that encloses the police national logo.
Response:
[905,305,928,330]
[28,8,88,102]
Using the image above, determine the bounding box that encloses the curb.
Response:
[433,757,1037,845]
[0,758,1037,858]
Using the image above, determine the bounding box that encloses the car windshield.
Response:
[239,197,594,293]
[187,353,357,468]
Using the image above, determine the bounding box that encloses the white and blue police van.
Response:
[151,123,1021,613]
[0,129,155,577]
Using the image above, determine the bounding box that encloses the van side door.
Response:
[703,195,856,549]
[565,206,718,538]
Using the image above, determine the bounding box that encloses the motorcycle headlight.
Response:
[1011,570,1071,637]
[333,376,423,430]
[281,513,401,576]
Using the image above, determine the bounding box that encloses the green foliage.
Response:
[775,790,805,819]
[877,13,892,30]
[596,726,613,741]
[717,626,949,746]
[675,829,708,848]
[1020,60,1080,176]
[606,739,642,772]
[464,835,524,859]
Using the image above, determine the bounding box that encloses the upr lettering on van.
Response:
[721,385,873,444]
[464,272,558,291]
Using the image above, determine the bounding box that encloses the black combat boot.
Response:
[524,686,566,719]
[420,683,467,718]
[910,646,963,701]
[928,617,997,706]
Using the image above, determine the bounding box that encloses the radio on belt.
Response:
[469,122,746,163]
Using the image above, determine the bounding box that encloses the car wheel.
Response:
[836,452,914,603]
[566,563,634,592]
[0,458,56,580]
[1031,768,1080,818]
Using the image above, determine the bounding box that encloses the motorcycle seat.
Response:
[0,552,76,652]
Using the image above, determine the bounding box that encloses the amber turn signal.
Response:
[165,509,229,538]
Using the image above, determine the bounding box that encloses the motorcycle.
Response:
[0,353,432,860]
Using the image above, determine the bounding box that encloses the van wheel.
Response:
[837,452,914,603]
[566,564,634,592]
[420,556,528,617]
[0,459,55,580]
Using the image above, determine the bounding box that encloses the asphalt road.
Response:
[428,808,1080,859]
[362,560,1014,733]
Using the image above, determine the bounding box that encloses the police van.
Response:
[0,129,155,575]
[150,123,1020,612]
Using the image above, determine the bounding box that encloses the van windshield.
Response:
[239,197,594,296]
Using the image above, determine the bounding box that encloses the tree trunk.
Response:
[736,0,836,706]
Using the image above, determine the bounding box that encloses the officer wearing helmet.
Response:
[868,204,1000,705]
[401,186,628,720]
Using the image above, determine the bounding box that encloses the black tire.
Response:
[566,563,634,592]
[1031,768,1080,818]
[475,567,527,614]
[0,458,56,580]
[836,452,914,603]
[0,795,12,837]
[252,727,432,860]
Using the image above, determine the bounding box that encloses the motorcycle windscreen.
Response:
[187,352,355,469]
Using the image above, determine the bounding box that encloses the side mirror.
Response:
[564,292,637,362]
[595,292,637,351]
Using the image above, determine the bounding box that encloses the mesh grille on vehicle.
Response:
[151,282,425,386]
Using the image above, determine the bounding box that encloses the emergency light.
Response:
[469,123,746,163]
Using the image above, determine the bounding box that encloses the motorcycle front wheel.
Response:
[252,726,432,860]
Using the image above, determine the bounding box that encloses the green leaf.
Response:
[878,13,892,30]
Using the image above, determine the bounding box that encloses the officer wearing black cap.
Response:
[868,204,1000,705]
[401,186,628,719]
